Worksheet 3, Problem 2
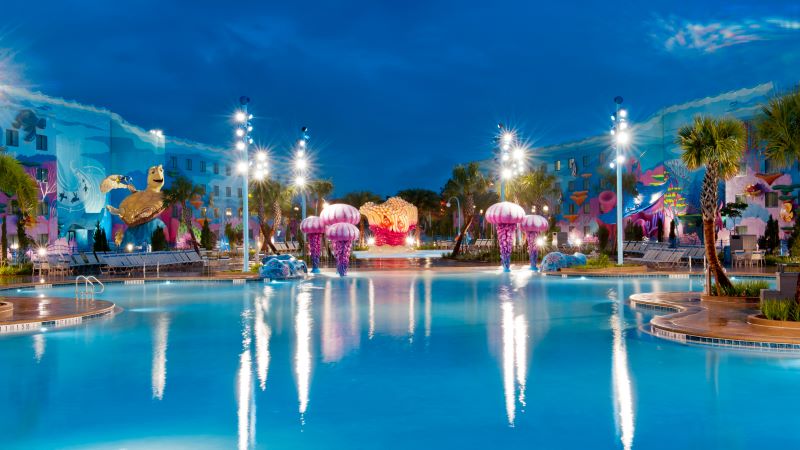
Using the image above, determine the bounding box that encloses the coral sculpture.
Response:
[485,202,525,272]
[326,222,360,276]
[520,214,549,271]
[359,197,418,246]
[300,216,326,273]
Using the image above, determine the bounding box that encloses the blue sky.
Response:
[1,0,799,196]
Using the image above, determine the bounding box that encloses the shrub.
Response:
[151,226,168,251]
[597,226,609,252]
[720,280,770,297]
[761,298,796,321]
[200,220,214,250]
[0,262,33,276]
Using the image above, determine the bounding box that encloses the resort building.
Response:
[0,85,254,250]
[1,82,797,251]
[528,82,799,246]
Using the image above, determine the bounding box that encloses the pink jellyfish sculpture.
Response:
[300,216,326,273]
[485,202,526,272]
[320,203,361,226]
[325,223,360,276]
[520,214,549,271]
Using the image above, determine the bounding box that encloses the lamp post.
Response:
[496,124,526,202]
[610,96,630,266]
[235,96,254,272]
[294,127,310,221]
[446,196,463,235]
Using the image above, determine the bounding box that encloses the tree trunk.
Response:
[451,215,474,257]
[1,214,6,263]
[703,219,731,294]
[182,203,200,254]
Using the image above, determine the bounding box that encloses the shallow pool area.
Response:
[1,272,798,449]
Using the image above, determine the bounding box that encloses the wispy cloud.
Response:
[654,15,800,54]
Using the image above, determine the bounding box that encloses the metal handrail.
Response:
[75,275,104,300]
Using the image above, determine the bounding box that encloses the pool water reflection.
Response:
[0,273,797,449]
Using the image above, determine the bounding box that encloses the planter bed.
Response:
[748,314,800,329]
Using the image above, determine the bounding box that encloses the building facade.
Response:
[527,82,799,246]
[0,86,253,251]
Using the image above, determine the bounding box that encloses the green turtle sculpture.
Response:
[102,165,167,227]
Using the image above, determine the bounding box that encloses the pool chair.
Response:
[732,250,747,268]
[751,250,765,268]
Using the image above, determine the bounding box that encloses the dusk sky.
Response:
[2,0,799,196]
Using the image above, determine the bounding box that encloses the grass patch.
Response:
[761,298,800,321]
[718,280,770,297]
[572,254,640,270]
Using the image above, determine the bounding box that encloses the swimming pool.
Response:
[1,272,797,449]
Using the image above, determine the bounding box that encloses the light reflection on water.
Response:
[3,273,794,449]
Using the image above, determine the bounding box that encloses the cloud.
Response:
[654,15,800,54]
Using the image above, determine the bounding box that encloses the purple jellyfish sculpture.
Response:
[485,202,526,272]
[300,216,326,273]
[520,214,549,271]
[325,223,360,276]
[320,203,361,226]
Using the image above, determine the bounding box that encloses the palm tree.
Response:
[442,162,489,257]
[758,87,800,301]
[308,179,334,215]
[163,175,205,253]
[250,179,293,253]
[677,116,746,295]
[0,153,38,263]
[506,167,560,212]
[396,188,441,239]
[338,191,383,245]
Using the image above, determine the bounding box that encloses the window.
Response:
[238,187,243,198]
[582,178,589,190]
[35,135,48,151]
[36,168,48,182]
[583,203,590,214]
[765,192,779,208]
[569,204,575,214]
[214,162,219,174]
[201,207,207,217]
[765,158,777,173]
[225,208,232,217]
[5,129,19,147]
[170,156,177,169]
[584,226,590,236]
[238,207,243,217]
[582,155,589,167]
[735,194,747,204]
[37,202,48,217]
[214,185,220,196]
[226,186,232,197]
[738,162,746,176]
[226,165,231,176]
[540,163,547,173]
[735,225,748,235]
[37,234,48,246]
[213,208,219,218]
[200,161,206,173]
[568,181,575,191]
[555,182,561,192]
[555,160,561,171]
[186,158,192,170]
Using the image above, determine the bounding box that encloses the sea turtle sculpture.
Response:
[102,165,166,227]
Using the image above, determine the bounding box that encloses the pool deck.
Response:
[630,291,800,350]
[0,295,116,333]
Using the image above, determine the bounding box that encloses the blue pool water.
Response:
[1,272,797,449]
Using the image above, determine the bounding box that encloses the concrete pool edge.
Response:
[630,291,800,351]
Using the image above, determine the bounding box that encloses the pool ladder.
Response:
[75,275,104,301]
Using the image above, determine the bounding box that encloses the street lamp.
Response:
[611,96,631,266]
[235,96,254,272]
[446,196,463,235]
[293,127,310,221]
[496,124,527,201]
